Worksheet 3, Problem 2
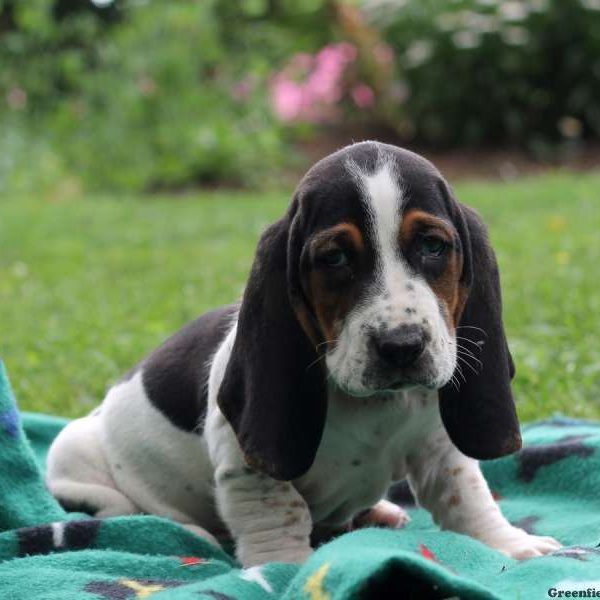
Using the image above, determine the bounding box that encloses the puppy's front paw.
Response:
[353,499,411,530]
[486,527,561,559]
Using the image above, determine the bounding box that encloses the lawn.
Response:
[1,172,599,422]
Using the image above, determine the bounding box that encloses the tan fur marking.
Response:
[304,222,365,344]
[400,209,466,328]
[400,210,454,244]
[330,222,364,250]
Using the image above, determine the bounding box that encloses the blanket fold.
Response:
[1,360,599,599]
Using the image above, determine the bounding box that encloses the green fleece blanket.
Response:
[1,360,600,599]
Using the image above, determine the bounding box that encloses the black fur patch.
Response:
[141,304,238,432]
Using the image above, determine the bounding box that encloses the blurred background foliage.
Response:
[1,0,599,194]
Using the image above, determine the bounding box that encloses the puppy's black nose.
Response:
[373,325,426,369]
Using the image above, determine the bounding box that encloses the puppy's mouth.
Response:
[333,372,438,398]
[387,379,427,392]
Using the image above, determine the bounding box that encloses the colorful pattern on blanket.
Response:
[1,360,600,599]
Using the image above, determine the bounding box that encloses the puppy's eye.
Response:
[418,235,447,258]
[320,250,349,268]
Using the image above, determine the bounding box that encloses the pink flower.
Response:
[270,78,304,122]
[336,42,358,63]
[351,84,375,109]
[269,42,360,124]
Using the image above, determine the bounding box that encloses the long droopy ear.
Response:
[217,196,327,481]
[439,203,522,459]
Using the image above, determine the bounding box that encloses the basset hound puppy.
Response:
[46,142,561,566]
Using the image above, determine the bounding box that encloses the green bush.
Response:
[0,0,332,193]
[364,0,600,151]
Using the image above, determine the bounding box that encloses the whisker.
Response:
[306,353,327,372]
[456,348,483,368]
[456,342,478,356]
[315,339,338,350]
[457,345,481,360]
[456,325,488,338]
[455,336,483,350]
[456,342,482,359]
[456,352,482,371]
[454,363,467,383]
[456,355,481,376]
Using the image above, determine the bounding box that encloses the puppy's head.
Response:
[218,142,520,480]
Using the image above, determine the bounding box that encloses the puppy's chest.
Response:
[295,389,439,525]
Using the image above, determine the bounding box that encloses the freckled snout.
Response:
[372,324,426,369]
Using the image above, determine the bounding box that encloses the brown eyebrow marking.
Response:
[312,222,364,251]
[399,209,454,243]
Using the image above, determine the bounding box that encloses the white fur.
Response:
[47,371,221,546]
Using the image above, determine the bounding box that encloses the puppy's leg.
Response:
[206,409,312,567]
[46,415,139,517]
[407,426,561,559]
[213,464,313,567]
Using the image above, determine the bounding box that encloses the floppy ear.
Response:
[438,203,522,459]
[217,197,327,481]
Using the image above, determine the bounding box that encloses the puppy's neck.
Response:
[326,382,437,419]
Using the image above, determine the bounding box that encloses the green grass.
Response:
[1,173,599,422]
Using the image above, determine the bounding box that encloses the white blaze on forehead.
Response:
[364,161,403,253]
[347,156,406,289]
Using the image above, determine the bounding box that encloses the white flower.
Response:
[499,1,529,21]
[502,26,530,45]
[404,40,434,67]
[452,30,481,49]
[438,10,498,34]
[467,12,499,33]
